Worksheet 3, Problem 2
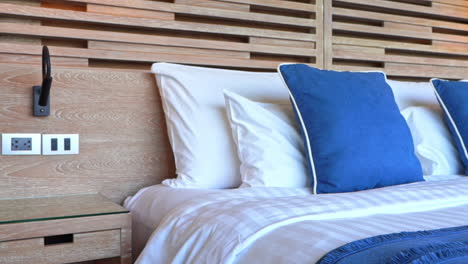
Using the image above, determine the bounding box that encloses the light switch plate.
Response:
[42,134,79,155]
[2,133,41,155]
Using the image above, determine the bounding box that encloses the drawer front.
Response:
[0,229,121,264]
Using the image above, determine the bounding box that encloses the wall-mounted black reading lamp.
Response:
[33,46,52,116]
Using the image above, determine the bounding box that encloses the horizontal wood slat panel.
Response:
[249,37,316,49]
[0,54,89,67]
[87,40,251,59]
[333,7,468,32]
[0,0,40,45]
[329,0,468,79]
[385,63,467,79]
[0,0,318,71]
[333,46,468,68]
[66,0,315,27]
[0,23,314,57]
[335,0,468,20]
[217,0,316,12]
[174,0,250,12]
[0,43,307,69]
[434,0,468,8]
[383,21,432,34]
[0,3,314,41]
[86,4,175,20]
[333,36,468,56]
[334,22,468,44]
[0,0,466,76]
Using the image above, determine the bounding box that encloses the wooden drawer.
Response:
[0,229,121,264]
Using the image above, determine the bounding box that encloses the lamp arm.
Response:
[38,46,52,107]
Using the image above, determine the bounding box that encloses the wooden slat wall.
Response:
[329,0,468,79]
[0,1,466,79]
[0,1,465,203]
[0,0,320,70]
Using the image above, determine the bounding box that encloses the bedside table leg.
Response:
[120,214,132,264]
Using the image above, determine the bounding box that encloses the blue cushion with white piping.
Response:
[278,64,423,194]
[431,79,468,175]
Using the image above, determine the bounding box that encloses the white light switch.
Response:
[42,134,79,155]
[2,133,42,155]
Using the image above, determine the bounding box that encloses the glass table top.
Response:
[0,194,128,224]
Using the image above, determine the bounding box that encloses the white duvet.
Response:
[136,178,468,264]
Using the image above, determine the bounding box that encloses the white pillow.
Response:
[152,63,289,189]
[387,80,463,175]
[224,90,308,188]
[401,106,463,175]
[387,80,439,110]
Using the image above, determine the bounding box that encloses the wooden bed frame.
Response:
[0,0,466,202]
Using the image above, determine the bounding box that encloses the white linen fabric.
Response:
[388,80,463,175]
[124,175,459,260]
[224,90,308,188]
[423,174,464,181]
[401,106,463,175]
[136,178,468,264]
[236,201,468,263]
[124,174,454,260]
[387,80,439,110]
[124,185,220,259]
[151,63,289,189]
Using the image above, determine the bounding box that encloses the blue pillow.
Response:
[432,79,468,175]
[278,64,423,194]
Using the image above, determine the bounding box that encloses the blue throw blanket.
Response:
[317,225,468,264]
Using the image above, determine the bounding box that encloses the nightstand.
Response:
[0,194,131,264]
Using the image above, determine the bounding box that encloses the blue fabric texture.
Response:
[317,225,468,264]
[278,64,423,194]
[432,79,468,175]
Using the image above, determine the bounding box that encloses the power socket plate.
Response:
[12,138,32,151]
[42,134,79,155]
[2,133,41,155]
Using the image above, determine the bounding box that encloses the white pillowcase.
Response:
[151,63,290,189]
[402,106,463,175]
[224,90,308,188]
[152,64,461,189]
[387,80,463,175]
[387,80,439,110]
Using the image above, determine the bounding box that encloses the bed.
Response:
[120,61,468,264]
[126,176,468,263]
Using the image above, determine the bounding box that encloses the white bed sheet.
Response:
[135,177,468,264]
[124,175,464,261]
[124,185,221,258]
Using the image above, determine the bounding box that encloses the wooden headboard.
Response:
[0,63,174,203]
[0,0,466,202]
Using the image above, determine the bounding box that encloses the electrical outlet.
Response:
[11,138,32,151]
[2,134,41,155]
[42,134,79,155]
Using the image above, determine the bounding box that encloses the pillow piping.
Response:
[430,78,468,164]
[277,63,318,194]
[277,63,391,194]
